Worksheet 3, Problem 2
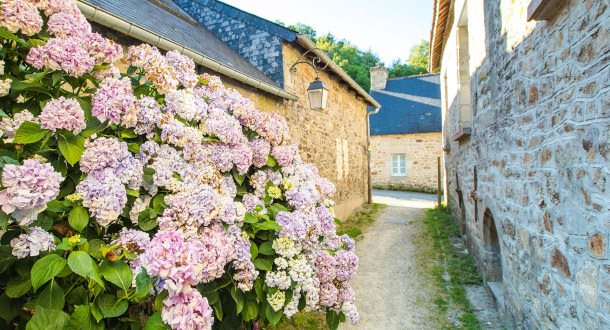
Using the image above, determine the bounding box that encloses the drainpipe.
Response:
[366,107,380,204]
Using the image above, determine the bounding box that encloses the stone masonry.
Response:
[371,133,443,190]
[436,0,610,328]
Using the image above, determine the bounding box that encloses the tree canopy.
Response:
[275,21,430,91]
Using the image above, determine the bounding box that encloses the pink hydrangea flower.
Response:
[10,227,55,258]
[230,143,253,175]
[162,290,214,330]
[92,76,137,126]
[334,250,359,282]
[250,137,271,168]
[83,33,123,65]
[0,160,63,225]
[319,282,339,307]
[39,96,86,134]
[315,251,337,284]
[271,144,297,166]
[165,50,198,89]
[46,12,91,37]
[0,0,43,36]
[26,37,96,77]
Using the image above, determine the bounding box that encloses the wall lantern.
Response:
[290,49,330,111]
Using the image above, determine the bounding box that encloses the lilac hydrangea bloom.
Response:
[76,168,127,227]
[250,137,271,168]
[91,77,137,126]
[165,50,198,89]
[334,250,359,282]
[337,283,356,303]
[162,290,214,330]
[271,144,297,166]
[230,143,253,175]
[39,96,86,134]
[10,227,55,258]
[275,211,307,241]
[0,160,63,225]
[315,251,337,284]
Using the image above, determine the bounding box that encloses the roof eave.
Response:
[295,34,381,109]
[76,0,298,102]
[429,0,451,72]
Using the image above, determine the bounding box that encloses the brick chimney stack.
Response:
[370,63,388,90]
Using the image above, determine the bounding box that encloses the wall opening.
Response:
[482,208,502,282]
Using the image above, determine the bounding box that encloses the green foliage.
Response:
[408,40,430,70]
[336,203,386,240]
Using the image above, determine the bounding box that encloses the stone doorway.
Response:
[482,208,504,311]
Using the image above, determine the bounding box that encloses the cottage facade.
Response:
[368,67,443,191]
[76,0,380,219]
[431,0,609,328]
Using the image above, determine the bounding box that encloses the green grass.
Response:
[420,206,483,329]
[336,202,386,240]
[264,312,327,330]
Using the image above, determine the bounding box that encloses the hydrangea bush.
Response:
[0,1,359,329]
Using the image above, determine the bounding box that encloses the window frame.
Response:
[391,154,407,177]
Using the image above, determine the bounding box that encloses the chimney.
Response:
[370,63,388,90]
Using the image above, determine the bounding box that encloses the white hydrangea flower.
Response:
[267,291,286,312]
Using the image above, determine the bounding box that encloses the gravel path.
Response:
[339,190,439,330]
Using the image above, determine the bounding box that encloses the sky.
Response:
[219,0,434,65]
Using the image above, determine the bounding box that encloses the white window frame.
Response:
[391,154,407,177]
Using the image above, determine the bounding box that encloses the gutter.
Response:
[295,34,381,108]
[366,107,380,204]
[76,1,299,102]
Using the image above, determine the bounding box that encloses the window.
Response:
[391,154,406,176]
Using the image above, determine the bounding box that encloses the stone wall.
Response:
[370,133,443,190]
[439,0,610,328]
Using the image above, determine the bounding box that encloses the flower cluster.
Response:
[25,3,121,77]
[92,77,137,126]
[0,1,359,327]
[0,0,43,36]
[10,226,55,258]
[0,109,37,142]
[0,160,63,225]
[38,96,86,134]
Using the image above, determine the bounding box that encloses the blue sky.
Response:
[219,0,434,65]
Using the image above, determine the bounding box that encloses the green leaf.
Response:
[230,286,245,314]
[249,241,258,259]
[212,300,223,321]
[269,203,289,217]
[13,121,50,144]
[68,251,93,278]
[66,305,103,330]
[68,206,89,232]
[135,267,154,299]
[258,242,275,255]
[120,129,138,139]
[334,218,343,226]
[244,212,258,224]
[253,258,272,271]
[89,302,103,323]
[152,194,167,213]
[126,187,140,197]
[97,294,128,318]
[254,277,264,301]
[154,290,169,311]
[82,117,106,137]
[99,260,133,291]
[58,132,85,166]
[144,311,170,330]
[88,261,105,289]
[31,254,67,292]
[6,275,31,298]
[242,299,259,321]
[266,304,282,326]
[143,167,155,185]
[0,28,28,46]
[326,310,340,330]
[66,286,88,305]
[254,221,282,231]
[232,168,245,185]
[76,97,92,120]
[266,155,277,167]
[36,280,64,310]
[26,306,70,330]
[127,142,140,154]
[0,293,20,322]
[138,208,158,231]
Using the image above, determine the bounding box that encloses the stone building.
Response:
[430,0,609,328]
[368,67,443,191]
[76,0,380,219]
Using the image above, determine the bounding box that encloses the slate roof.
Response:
[369,74,442,135]
[188,0,298,41]
[80,0,278,87]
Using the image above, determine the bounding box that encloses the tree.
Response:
[408,39,430,70]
